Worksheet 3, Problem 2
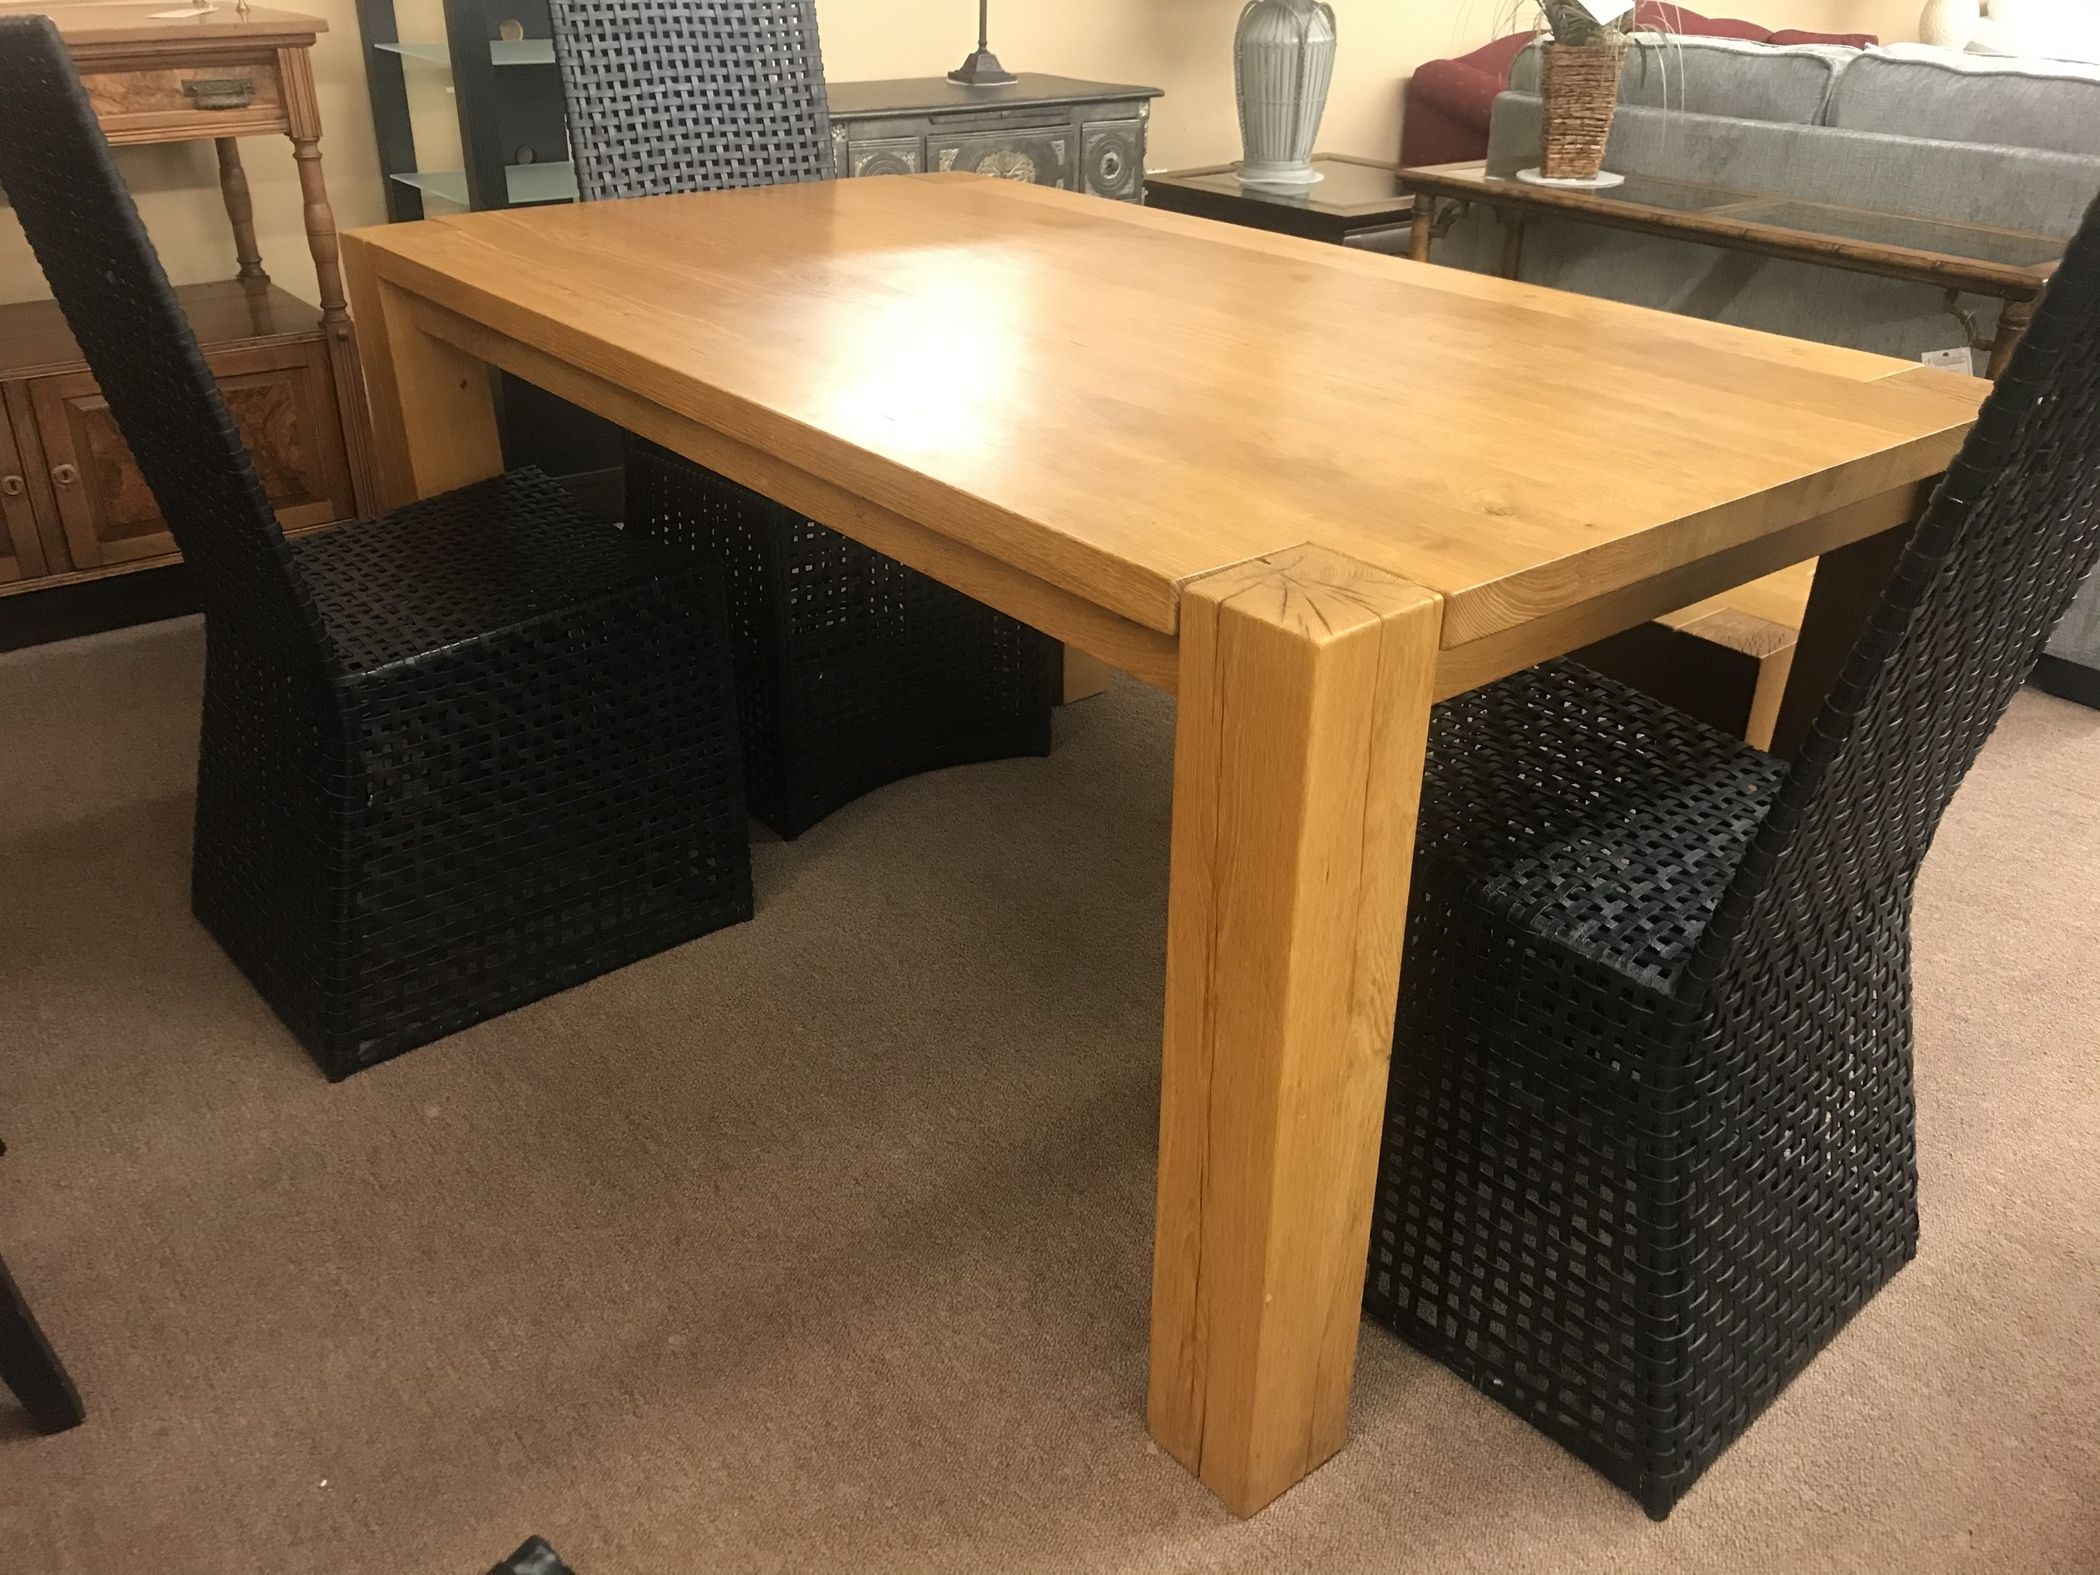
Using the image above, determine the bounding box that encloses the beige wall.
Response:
[0,0,1928,312]
[819,2,1505,170]
[0,0,1507,308]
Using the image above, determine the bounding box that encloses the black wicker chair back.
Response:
[543,0,1054,839]
[1,15,754,1078]
[547,0,833,202]
[0,17,327,662]
[1701,203,2100,987]
[1365,194,2100,1520]
[1619,198,2100,1502]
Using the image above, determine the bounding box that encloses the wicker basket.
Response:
[1539,39,1627,181]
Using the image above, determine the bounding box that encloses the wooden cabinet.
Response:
[0,282,358,597]
[0,402,55,587]
[30,341,353,572]
[75,44,289,143]
[0,5,377,609]
[828,75,1162,204]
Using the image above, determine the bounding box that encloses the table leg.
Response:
[1987,295,2035,381]
[1768,519,1916,757]
[1061,646,1112,704]
[341,241,505,508]
[1409,201,1435,263]
[1148,545,1441,1516]
[214,139,268,286]
[280,44,380,515]
[1498,212,1529,280]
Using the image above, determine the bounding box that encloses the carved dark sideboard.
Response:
[826,75,1163,202]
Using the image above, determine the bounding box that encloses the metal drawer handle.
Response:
[0,475,23,498]
[51,463,79,488]
[183,77,256,111]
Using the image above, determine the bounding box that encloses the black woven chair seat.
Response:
[1420,661,1784,990]
[297,470,665,673]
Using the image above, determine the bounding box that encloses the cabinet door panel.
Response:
[1082,119,1144,201]
[843,136,923,179]
[29,338,355,572]
[933,127,1075,190]
[0,397,52,584]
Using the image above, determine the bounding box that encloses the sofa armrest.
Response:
[1404,59,1505,165]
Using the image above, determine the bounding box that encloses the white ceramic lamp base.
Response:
[1234,161,1325,187]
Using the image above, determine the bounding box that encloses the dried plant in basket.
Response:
[1535,0,1636,46]
[1521,0,1639,181]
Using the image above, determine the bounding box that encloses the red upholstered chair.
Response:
[1401,8,1878,167]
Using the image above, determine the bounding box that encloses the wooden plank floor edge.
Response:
[1149,544,1442,1516]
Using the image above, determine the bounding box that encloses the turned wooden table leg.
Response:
[214,138,268,286]
[281,45,380,515]
[1987,294,2036,381]
[342,236,505,508]
[1148,545,1442,1516]
[1409,199,1435,263]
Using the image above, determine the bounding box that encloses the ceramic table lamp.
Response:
[1234,0,1338,186]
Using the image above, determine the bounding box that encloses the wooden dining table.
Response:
[339,173,1986,1517]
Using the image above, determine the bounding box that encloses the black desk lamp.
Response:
[949,0,1018,86]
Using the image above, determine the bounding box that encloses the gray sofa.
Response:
[1442,37,2100,700]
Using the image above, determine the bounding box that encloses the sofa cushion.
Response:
[1510,34,1856,124]
[1827,44,2100,155]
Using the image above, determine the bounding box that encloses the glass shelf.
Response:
[375,39,557,67]
[389,161,577,207]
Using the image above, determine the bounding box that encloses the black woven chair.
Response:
[2,1138,86,1437]
[0,17,751,1080]
[1,1252,83,1436]
[547,0,1056,839]
[1365,197,2100,1518]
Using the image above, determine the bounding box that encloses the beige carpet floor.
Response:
[1,616,2097,1574]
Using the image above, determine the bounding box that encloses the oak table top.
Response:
[345,174,1980,667]
[341,174,1985,1517]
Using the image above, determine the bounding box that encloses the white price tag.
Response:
[1920,347,1976,374]
[1569,0,1627,22]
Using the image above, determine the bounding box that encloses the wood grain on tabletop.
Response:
[345,175,1983,646]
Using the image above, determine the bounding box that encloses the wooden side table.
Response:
[1401,159,2062,378]
[0,3,376,601]
[1145,154,1414,250]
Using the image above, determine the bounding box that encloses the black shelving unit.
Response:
[354,0,615,503]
